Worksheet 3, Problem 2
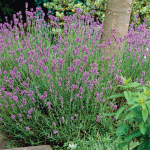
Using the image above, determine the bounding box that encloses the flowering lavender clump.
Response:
[0,2,150,149]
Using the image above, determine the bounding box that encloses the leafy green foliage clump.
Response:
[130,0,150,30]
[43,0,107,26]
[42,0,107,40]
[42,0,150,36]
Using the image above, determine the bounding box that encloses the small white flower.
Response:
[146,48,149,52]
[69,143,77,149]
[144,56,147,62]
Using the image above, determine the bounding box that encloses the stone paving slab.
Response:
[0,145,53,150]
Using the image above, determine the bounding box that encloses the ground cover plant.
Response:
[0,4,150,150]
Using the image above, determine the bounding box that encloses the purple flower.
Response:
[62,117,64,123]
[13,96,19,103]
[113,116,116,121]
[70,97,73,102]
[75,114,78,118]
[19,104,23,109]
[75,94,79,97]
[22,99,27,105]
[142,71,145,76]
[26,127,30,131]
[3,71,7,74]
[47,102,51,109]
[92,10,95,13]
[44,91,47,97]
[55,91,57,97]
[144,18,147,23]
[11,115,15,119]
[27,115,31,118]
[11,104,14,109]
[18,113,22,118]
[114,105,118,110]
[96,115,103,122]
[102,99,105,103]
[28,110,32,114]
[108,81,111,85]
[49,88,52,93]
[53,131,58,134]
[80,87,84,94]
[110,102,113,106]
[136,14,139,18]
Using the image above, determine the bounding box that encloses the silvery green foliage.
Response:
[63,132,140,150]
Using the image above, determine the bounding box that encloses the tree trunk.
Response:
[99,0,133,64]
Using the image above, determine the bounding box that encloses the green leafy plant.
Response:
[42,0,150,39]
[43,0,107,25]
[130,0,150,31]
[104,74,150,150]
[42,0,107,40]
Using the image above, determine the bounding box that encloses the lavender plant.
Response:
[0,2,150,150]
[104,74,150,150]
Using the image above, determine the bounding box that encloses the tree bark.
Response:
[99,0,133,64]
